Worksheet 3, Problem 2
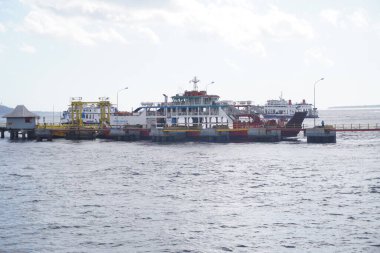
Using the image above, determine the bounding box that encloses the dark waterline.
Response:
[1,109,380,252]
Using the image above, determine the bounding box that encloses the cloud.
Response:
[20,0,155,45]
[0,22,6,32]
[304,48,334,67]
[161,1,314,56]
[320,8,369,29]
[19,43,36,54]
[348,10,369,29]
[23,6,128,45]
[224,58,241,71]
[19,0,314,56]
[320,9,343,28]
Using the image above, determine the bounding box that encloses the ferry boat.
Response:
[263,95,317,119]
[60,77,307,140]
[60,97,117,125]
[111,77,306,138]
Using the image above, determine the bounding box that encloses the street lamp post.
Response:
[206,81,215,92]
[117,87,128,111]
[313,78,324,127]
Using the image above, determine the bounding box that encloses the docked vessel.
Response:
[59,77,307,141]
[111,77,306,140]
[61,97,117,125]
[263,95,317,119]
[111,77,236,129]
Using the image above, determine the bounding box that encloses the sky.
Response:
[0,0,379,111]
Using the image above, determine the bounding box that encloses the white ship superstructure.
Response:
[111,77,237,129]
[263,96,317,119]
[61,97,117,124]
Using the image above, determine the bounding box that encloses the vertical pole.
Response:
[313,83,316,127]
[313,78,324,127]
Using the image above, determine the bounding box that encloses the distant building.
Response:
[2,105,39,130]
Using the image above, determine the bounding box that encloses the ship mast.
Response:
[189,76,200,91]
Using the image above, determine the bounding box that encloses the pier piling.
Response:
[305,127,336,143]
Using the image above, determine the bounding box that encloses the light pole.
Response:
[163,94,168,127]
[313,78,324,127]
[117,87,128,111]
[206,81,214,92]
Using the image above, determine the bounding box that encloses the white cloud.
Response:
[19,43,36,54]
[19,0,314,56]
[23,7,128,46]
[348,10,369,29]
[320,8,369,29]
[320,9,343,28]
[0,22,6,32]
[224,58,241,71]
[161,2,314,56]
[304,48,334,67]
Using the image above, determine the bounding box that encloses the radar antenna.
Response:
[189,76,200,91]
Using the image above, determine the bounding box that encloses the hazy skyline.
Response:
[1,0,379,111]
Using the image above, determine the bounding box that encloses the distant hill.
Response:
[0,105,13,115]
[329,105,380,109]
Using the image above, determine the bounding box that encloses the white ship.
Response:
[263,95,317,119]
[60,97,117,125]
[111,77,238,129]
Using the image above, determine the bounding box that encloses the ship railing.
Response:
[36,123,102,130]
[141,102,163,107]
[108,124,147,129]
[311,123,379,130]
[145,112,166,117]
[334,123,380,130]
[163,112,220,116]
[36,123,65,129]
[157,122,230,129]
[300,123,380,130]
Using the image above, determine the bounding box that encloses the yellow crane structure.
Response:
[70,97,112,127]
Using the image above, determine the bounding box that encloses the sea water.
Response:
[0,109,379,252]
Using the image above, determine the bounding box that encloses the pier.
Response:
[0,124,6,139]
[303,123,380,143]
[1,96,379,144]
[1,122,379,143]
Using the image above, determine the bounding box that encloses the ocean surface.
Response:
[0,109,380,253]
